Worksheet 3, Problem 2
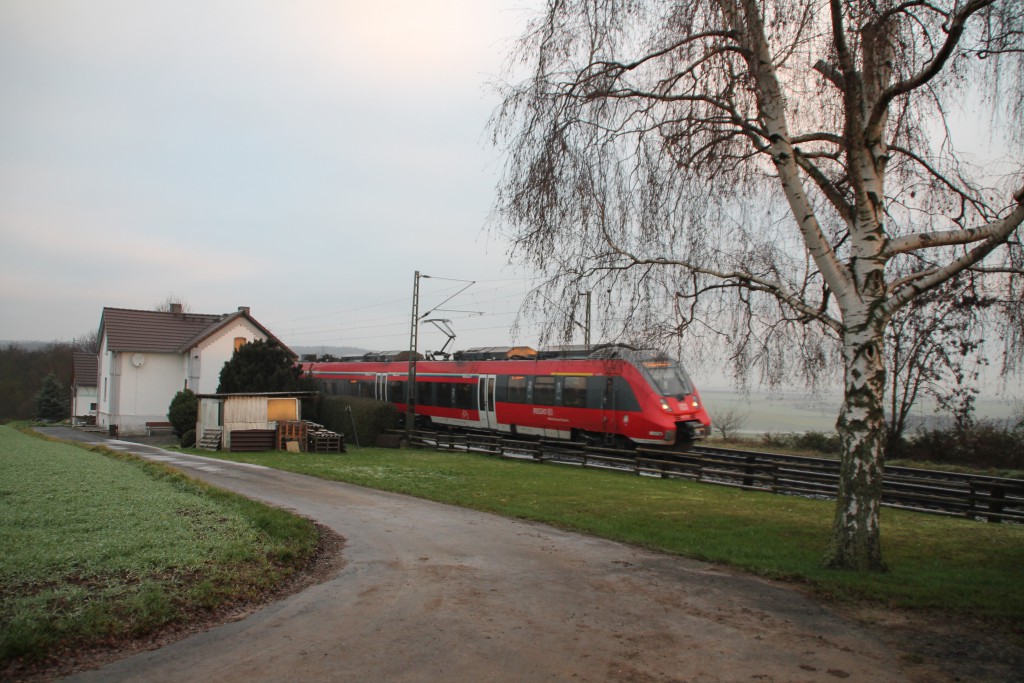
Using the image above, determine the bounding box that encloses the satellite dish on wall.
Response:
[132,353,146,367]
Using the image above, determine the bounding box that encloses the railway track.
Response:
[406,429,1024,523]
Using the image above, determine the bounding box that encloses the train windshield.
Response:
[639,359,693,398]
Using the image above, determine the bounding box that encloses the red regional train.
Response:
[302,344,712,449]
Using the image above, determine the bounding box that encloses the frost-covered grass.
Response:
[203,447,1024,623]
[0,426,318,666]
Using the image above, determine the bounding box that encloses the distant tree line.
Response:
[0,342,81,421]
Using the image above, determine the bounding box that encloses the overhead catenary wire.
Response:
[271,277,543,349]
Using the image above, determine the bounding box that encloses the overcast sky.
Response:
[3,2,1019,404]
[1,0,549,355]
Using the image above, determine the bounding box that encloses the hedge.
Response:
[311,395,399,447]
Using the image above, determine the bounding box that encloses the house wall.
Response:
[97,339,187,435]
[118,353,185,435]
[71,385,97,424]
[96,335,114,430]
[189,320,268,395]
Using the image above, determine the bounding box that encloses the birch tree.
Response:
[492,0,1024,570]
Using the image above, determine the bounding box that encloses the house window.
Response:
[234,337,247,351]
[103,378,107,401]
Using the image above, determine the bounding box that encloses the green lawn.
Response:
[199,446,1024,623]
[0,426,318,665]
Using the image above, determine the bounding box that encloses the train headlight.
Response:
[660,399,671,411]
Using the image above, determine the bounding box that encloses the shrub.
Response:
[900,419,1024,470]
[167,389,198,436]
[760,432,790,449]
[312,395,398,447]
[791,431,842,454]
[759,430,842,455]
[711,406,749,440]
[180,428,196,448]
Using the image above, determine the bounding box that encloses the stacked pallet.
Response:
[307,423,346,453]
[275,420,346,454]
[277,421,308,451]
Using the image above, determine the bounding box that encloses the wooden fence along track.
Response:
[404,430,1024,523]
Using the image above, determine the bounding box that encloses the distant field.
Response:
[701,388,1021,435]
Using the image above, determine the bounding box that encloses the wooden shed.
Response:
[196,392,316,451]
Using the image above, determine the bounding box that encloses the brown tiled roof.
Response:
[99,307,224,353]
[178,310,297,359]
[72,352,98,387]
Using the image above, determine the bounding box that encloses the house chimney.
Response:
[170,303,183,315]
[238,306,250,316]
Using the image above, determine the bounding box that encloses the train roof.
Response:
[452,346,538,360]
[306,344,666,364]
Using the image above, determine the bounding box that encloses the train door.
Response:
[601,377,619,443]
[375,373,388,401]
[478,374,497,430]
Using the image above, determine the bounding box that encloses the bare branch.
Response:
[868,0,998,135]
[886,185,1024,256]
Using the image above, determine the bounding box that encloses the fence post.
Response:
[988,485,1005,524]
[742,454,756,488]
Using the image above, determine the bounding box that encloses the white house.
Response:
[70,351,98,425]
[95,304,294,436]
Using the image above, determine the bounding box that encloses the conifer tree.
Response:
[35,373,68,421]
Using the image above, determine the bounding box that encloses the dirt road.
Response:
[49,432,908,682]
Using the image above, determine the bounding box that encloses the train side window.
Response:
[506,376,528,403]
[533,376,555,406]
[417,381,434,406]
[388,380,406,404]
[561,376,587,408]
[454,383,474,409]
[435,383,453,408]
[358,380,375,398]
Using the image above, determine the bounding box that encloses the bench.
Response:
[146,421,174,436]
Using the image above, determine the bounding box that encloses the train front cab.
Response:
[628,355,712,449]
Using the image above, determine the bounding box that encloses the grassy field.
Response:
[196,446,1024,625]
[0,426,319,667]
